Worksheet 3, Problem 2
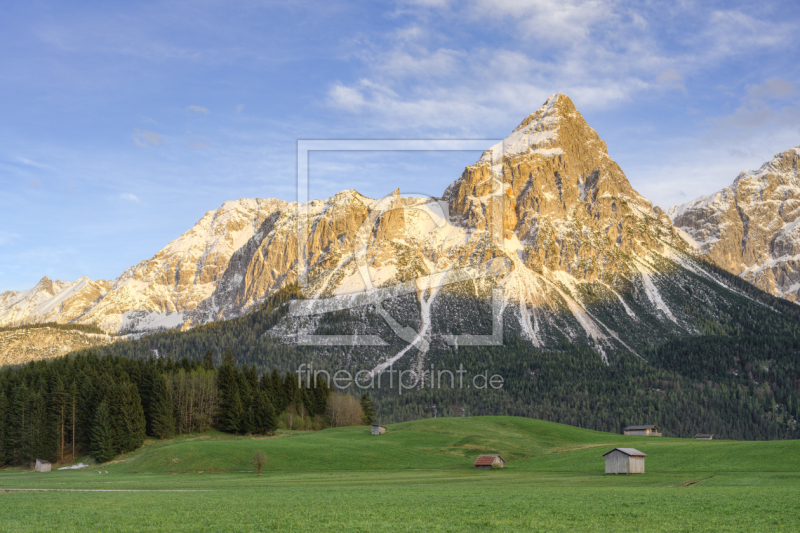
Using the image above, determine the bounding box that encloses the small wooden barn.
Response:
[34,459,51,473]
[474,454,505,469]
[603,448,647,474]
[371,424,387,435]
[623,424,662,436]
[695,434,714,440]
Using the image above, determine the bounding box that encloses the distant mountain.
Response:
[0,198,286,333]
[670,147,800,303]
[0,276,111,327]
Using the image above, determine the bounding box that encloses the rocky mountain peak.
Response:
[443,94,675,284]
[34,276,56,294]
[733,146,800,187]
[671,145,800,302]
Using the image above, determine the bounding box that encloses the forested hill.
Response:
[56,273,800,441]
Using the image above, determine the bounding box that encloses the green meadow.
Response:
[1,417,798,532]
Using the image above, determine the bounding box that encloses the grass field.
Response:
[1,417,799,532]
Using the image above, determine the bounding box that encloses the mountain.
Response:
[0,198,286,333]
[183,94,782,372]
[0,276,111,327]
[36,94,800,439]
[3,95,796,370]
[669,147,800,303]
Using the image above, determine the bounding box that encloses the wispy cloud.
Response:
[16,156,50,169]
[711,78,800,139]
[133,128,163,147]
[120,193,140,203]
[187,105,210,114]
[328,2,795,132]
[747,78,797,100]
[235,104,245,114]
[0,232,21,245]
[656,69,686,93]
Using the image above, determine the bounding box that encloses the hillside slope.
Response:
[109,417,800,474]
[0,325,113,366]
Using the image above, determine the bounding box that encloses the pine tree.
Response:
[217,350,240,433]
[225,390,245,434]
[253,391,277,435]
[270,369,285,412]
[360,394,376,425]
[149,376,176,439]
[202,351,215,371]
[69,382,79,460]
[91,401,115,463]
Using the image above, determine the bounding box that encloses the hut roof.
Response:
[474,454,503,466]
[623,424,657,430]
[695,434,714,439]
[36,459,51,465]
[602,448,647,457]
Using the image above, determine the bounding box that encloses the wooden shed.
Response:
[603,448,647,474]
[371,424,387,435]
[695,434,714,440]
[623,424,662,436]
[474,454,505,469]
[34,459,51,473]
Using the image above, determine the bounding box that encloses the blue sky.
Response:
[2,0,799,291]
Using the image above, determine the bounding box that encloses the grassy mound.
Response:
[110,416,800,474]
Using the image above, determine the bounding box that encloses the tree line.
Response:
[0,349,376,466]
[0,322,110,335]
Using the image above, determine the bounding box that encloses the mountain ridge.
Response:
[2,95,795,371]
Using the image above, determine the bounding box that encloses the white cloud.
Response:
[187,105,210,114]
[328,82,369,112]
[120,193,140,203]
[235,104,245,114]
[16,156,50,169]
[702,10,791,57]
[328,2,795,134]
[133,129,162,147]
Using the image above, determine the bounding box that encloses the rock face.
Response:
[670,147,800,302]
[79,198,288,332]
[444,94,679,283]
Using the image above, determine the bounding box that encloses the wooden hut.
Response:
[623,424,662,436]
[603,448,647,474]
[371,424,387,435]
[474,454,505,469]
[694,434,714,440]
[34,459,51,473]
